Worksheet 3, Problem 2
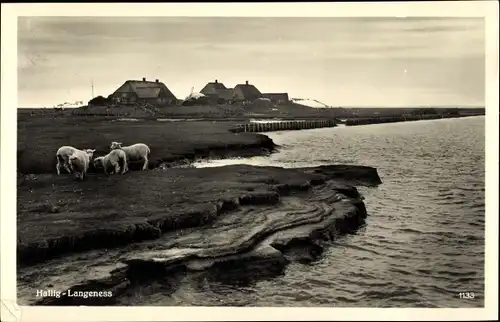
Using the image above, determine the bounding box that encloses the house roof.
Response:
[113,80,177,100]
[200,81,235,100]
[262,93,289,101]
[217,88,234,100]
[234,83,262,100]
[200,81,227,93]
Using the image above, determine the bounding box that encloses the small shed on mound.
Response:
[182,92,214,106]
[262,93,289,104]
[252,97,274,109]
[110,77,177,106]
[88,95,110,107]
[232,81,262,103]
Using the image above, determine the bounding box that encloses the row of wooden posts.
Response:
[343,113,467,126]
[231,119,337,133]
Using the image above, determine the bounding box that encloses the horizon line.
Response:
[16,105,486,109]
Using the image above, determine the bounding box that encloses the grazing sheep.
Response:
[56,146,76,175]
[93,149,128,175]
[68,149,96,180]
[56,146,95,176]
[109,142,150,171]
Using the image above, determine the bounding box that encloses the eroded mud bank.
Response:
[17,164,381,305]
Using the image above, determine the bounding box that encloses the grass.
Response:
[16,109,382,267]
[17,163,381,266]
[17,114,275,174]
[17,165,327,265]
[19,105,485,122]
[16,111,292,265]
[70,104,248,118]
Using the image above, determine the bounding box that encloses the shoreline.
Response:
[18,105,485,125]
[19,109,470,306]
[17,164,382,305]
[344,113,484,126]
[17,165,382,267]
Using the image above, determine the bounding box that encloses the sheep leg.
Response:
[114,163,121,175]
[63,157,72,174]
[56,162,62,175]
[121,156,128,174]
[121,162,128,174]
[121,162,127,174]
[142,157,148,171]
[69,163,75,174]
[123,157,129,174]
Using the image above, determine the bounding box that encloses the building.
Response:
[200,80,234,103]
[88,95,110,107]
[261,93,290,104]
[201,93,221,104]
[110,77,177,106]
[200,79,226,94]
[232,81,262,102]
[215,88,234,103]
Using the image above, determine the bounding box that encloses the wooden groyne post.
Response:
[230,119,337,133]
[344,113,482,126]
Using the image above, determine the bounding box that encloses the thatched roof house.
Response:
[110,77,177,106]
[215,88,234,102]
[200,79,234,102]
[200,79,226,93]
[262,93,289,104]
[232,81,262,102]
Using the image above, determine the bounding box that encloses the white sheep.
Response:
[93,149,128,175]
[56,146,95,176]
[109,142,150,171]
[68,148,96,180]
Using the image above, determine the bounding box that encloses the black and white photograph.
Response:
[1,1,498,321]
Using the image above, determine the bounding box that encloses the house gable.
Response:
[199,80,235,102]
[232,87,245,101]
[262,93,289,103]
[233,82,262,101]
[113,82,134,94]
[218,88,234,100]
[128,81,176,100]
[200,81,227,94]
[111,79,177,104]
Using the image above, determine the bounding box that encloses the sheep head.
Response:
[110,142,122,150]
[84,149,96,159]
[93,156,104,168]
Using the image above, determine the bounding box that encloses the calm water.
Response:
[184,116,485,308]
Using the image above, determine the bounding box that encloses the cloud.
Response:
[17,17,485,107]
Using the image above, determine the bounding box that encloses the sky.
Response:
[17,17,485,108]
